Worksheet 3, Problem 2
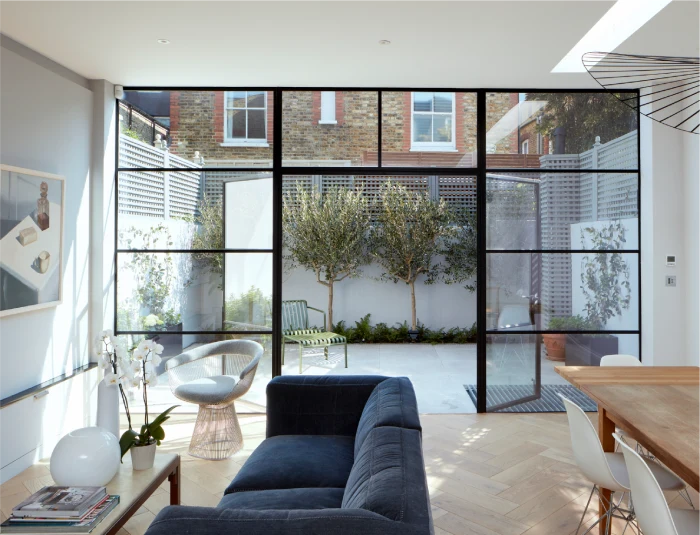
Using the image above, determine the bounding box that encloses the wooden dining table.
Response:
[556,365,700,535]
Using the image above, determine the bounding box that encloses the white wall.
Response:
[682,130,699,366]
[640,117,688,366]
[283,262,477,331]
[0,36,97,482]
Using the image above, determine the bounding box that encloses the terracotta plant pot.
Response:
[543,333,567,361]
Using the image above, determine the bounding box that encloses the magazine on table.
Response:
[11,487,107,518]
[1,495,119,533]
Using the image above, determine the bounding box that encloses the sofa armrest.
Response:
[266,375,388,438]
[145,506,423,535]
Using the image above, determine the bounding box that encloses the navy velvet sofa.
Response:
[145,375,433,535]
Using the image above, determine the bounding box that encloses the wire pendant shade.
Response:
[583,52,700,134]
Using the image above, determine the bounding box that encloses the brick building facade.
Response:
[167,91,519,167]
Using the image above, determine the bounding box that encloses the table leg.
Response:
[598,408,615,535]
[168,459,181,505]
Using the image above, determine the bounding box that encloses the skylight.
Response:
[552,0,672,73]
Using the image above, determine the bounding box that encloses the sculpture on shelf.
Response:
[18,227,37,246]
[37,251,50,274]
[37,181,50,230]
[583,52,699,134]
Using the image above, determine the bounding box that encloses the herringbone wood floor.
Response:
[2,413,696,535]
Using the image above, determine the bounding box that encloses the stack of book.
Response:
[1,486,120,533]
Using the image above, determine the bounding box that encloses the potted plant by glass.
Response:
[543,315,593,362]
[122,340,177,470]
[566,222,631,366]
[108,339,178,470]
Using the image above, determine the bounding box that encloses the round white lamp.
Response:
[50,427,121,486]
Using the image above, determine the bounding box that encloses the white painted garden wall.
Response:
[283,261,477,330]
[570,217,640,357]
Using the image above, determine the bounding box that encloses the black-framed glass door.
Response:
[114,87,641,413]
[477,91,642,412]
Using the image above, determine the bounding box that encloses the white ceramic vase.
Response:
[130,443,156,470]
[50,427,121,486]
[97,380,120,440]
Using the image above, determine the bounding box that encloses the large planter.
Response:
[565,334,619,367]
[542,333,567,361]
[130,442,156,471]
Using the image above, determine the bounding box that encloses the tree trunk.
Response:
[327,280,334,331]
[409,280,417,330]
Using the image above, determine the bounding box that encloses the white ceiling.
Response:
[1,1,698,88]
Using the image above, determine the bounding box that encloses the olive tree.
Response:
[283,185,371,330]
[371,182,452,331]
[441,209,477,292]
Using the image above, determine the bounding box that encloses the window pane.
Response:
[382,92,477,167]
[231,91,247,108]
[486,172,639,250]
[230,109,246,138]
[224,173,273,249]
[118,171,276,250]
[486,252,639,331]
[247,91,265,108]
[117,170,206,247]
[116,252,272,333]
[116,252,224,332]
[247,110,265,139]
[413,92,432,112]
[224,253,273,331]
[119,90,272,169]
[485,334,537,406]
[433,115,452,142]
[413,115,432,142]
[282,91,378,167]
[485,92,638,169]
[433,93,453,113]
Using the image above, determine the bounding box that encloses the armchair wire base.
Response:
[188,402,243,460]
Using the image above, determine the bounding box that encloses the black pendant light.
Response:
[583,52,700,134]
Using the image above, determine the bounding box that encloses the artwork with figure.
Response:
[0,165,64,316]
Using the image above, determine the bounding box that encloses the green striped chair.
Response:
[281,300,348,373]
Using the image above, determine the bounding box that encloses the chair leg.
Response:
[299,343,303,374]
[324,346,329,360]
[575,485,596,535]
[344,343,348,368]
[679,488,695,509]
[282,339,285,365]
[188,402,242,460]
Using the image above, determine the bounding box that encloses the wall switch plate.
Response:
[666,275,677,287]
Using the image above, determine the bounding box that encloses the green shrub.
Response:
[331,314,476,344]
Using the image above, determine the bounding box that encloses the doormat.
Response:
[464,384,597,413]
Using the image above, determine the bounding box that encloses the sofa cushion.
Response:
[225,435,355,494]
[218,488,345,511]
[354,377,421,456]
[343,426,430,527]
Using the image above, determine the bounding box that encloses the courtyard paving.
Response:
[136,343,569,416]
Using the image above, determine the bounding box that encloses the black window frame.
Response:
[114,87,641,412]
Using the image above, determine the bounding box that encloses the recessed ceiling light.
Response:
[157,39,170,45]
[379,40,391,45]
[552,0,672,73]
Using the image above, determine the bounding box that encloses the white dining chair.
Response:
[615,434,699,535]
[560,395,687,534]
[600,354,641,367]
[600,355,695,509]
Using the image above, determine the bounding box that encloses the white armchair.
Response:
[166,340,263,460]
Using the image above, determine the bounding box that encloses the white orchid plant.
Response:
[95,330,177,459]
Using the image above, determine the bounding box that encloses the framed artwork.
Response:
[0,164,65,317]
